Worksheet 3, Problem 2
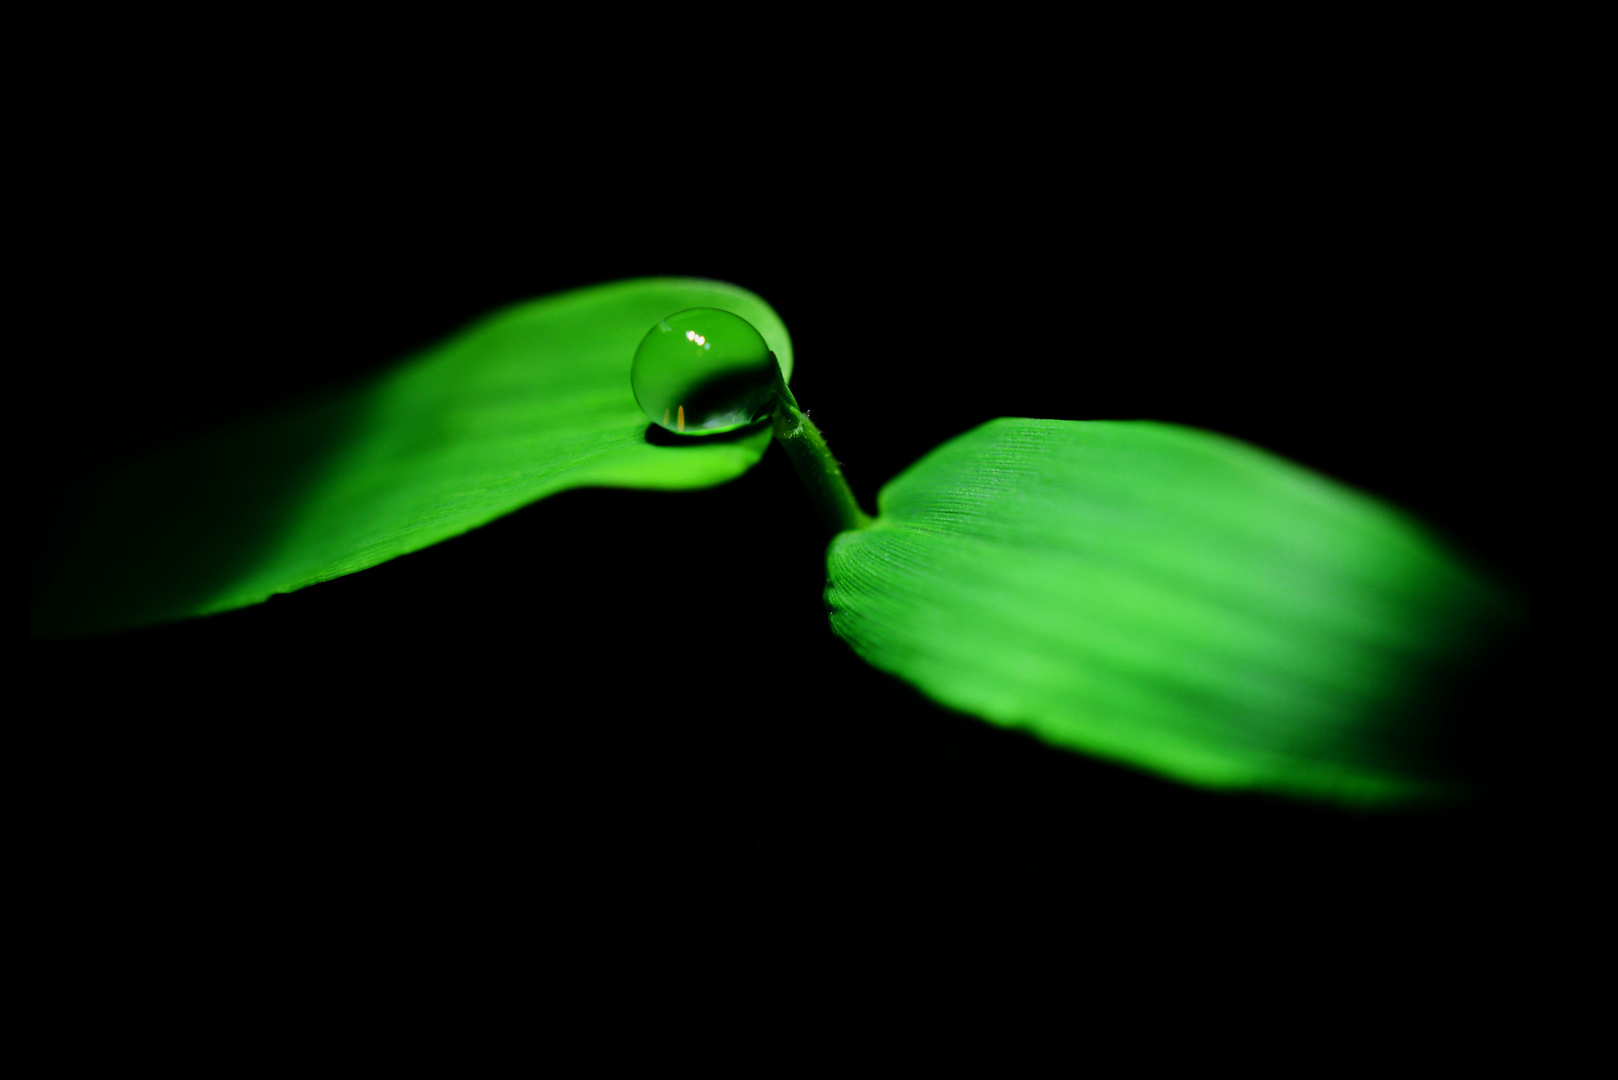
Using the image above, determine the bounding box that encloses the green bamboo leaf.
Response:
[825,418,1515,806]
[33,277,792,638]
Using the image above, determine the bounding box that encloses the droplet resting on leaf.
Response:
[631,308,782,435]
[32,279,794,638]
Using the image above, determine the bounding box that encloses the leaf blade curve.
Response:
[34,277,791,637]
[825,418,1515,806]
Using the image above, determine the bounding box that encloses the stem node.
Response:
[771,400,872,535]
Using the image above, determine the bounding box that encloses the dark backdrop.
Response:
[29,98,1530,893]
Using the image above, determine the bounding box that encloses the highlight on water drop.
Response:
[631,308,784,436]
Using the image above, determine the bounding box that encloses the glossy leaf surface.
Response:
[826,419,1513,806]
[34,278,792,637]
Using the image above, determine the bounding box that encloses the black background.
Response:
[29,72,1531,895]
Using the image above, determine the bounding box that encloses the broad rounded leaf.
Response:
[825,419,1515,806]
[33,278,791,638]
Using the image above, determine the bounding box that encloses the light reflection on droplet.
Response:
[631,308,782,436]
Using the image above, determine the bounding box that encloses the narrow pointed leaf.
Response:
[33,278,792,638]
[826,419,1515,806]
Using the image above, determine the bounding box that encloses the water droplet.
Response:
[631,308,782,436]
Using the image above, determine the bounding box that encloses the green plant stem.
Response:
[772,401,873,534]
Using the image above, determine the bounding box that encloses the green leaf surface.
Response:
[825,419,1515,806]
[33,278,792,638]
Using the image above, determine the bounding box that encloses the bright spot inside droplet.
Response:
[632,308,781,436]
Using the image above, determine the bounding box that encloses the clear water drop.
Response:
[631,308,782,436]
